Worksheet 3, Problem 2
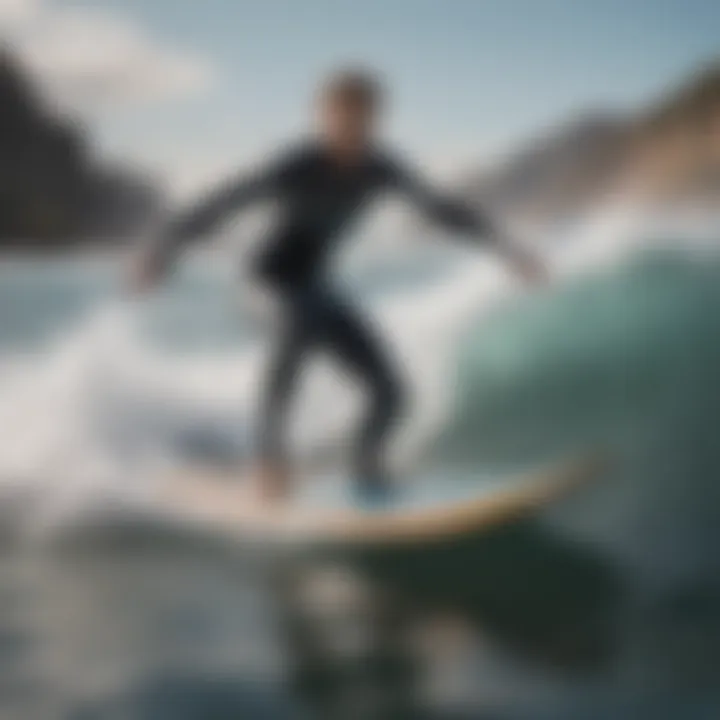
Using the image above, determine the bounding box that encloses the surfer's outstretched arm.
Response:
[388,158,547,283]
[131,152,294,290]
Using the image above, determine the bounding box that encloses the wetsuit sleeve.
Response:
[147,151,297,271]
[383,155,496,241]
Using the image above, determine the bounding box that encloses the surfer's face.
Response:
[318,75,381,161]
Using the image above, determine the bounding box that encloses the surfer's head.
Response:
[317,67,384,161]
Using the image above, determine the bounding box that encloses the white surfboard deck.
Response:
[152,454,604,547]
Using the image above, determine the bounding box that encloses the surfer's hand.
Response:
[511,247,549,286]
[127,252,163,295]
[495,234,548,286]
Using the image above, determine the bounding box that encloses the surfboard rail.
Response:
[155,453,606,547]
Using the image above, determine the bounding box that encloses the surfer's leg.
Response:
[256,292,315,495]
[321,293,406,491]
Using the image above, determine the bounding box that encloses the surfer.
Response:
[130,68,546,503]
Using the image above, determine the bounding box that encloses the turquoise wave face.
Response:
[444,248,720,464]
[439,247,720,579]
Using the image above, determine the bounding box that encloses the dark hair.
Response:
[321,68,383,110]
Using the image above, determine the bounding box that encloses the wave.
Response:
[0,209,718,538]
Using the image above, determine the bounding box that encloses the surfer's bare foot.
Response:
[251,462,291,503]
[354,472,395,507]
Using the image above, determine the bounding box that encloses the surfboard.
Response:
[152,454,605,549]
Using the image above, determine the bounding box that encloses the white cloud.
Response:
[0,0,214,112]
[0,0,39,26]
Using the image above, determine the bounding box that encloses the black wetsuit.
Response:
[153,140,493,481]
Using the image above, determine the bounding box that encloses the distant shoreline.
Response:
[0,246,127,262]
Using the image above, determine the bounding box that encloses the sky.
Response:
[1,0,719,196]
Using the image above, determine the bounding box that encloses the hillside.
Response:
[468,62,720,223]
[0,50,162,250]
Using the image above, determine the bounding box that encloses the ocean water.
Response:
[1,215,720,718]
